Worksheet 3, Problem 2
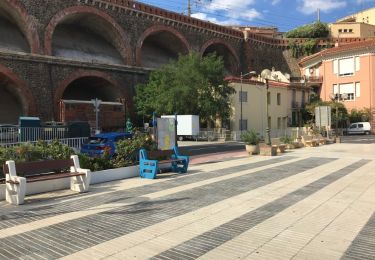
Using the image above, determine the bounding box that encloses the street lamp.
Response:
[118,98,127,131]
[265,78,271,145]
[240,71,256,133]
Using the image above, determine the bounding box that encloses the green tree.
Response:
[285,21,329,38]
[349,108,371,123]
[135,52,235,125]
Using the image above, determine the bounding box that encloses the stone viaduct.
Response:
[0,0,300,128]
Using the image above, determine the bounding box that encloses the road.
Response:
[177,141,244,156]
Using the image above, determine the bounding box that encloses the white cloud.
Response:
[194,0,261,25]
[272,0,281,5]
[298,0,347,14]
[191,12,220,23]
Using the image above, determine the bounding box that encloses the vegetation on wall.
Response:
[288,39,318,58]
[285,22,329,38]
[135,52,235,127]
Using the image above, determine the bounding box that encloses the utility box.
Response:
[19,117,41,142]
[67,121,91,138]
[161,115,199,140]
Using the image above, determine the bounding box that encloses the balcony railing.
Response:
[290,76,323,83]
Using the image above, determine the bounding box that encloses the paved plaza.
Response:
[1,139,375,259]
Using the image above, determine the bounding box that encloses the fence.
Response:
[0,137,89,151]
[198,127,310,142]
[0,125,93,143]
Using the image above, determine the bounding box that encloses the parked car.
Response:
[346,122,371,135]
[80,132,132,158]
[0,124,18,142]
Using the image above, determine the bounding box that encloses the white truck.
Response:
[161,115,200,141]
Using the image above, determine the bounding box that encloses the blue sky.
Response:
[136,0,375,32]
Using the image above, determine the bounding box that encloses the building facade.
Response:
[330,7,375,38]
[227,76,310,138]
[299,40,375,131]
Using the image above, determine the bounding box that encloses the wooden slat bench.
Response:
[4,155,91,205]
[139,146,189,179]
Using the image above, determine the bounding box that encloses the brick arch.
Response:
[44,6,133,65]
[2,0,40,53]
[136,25,191,66]
[54,70,130,117]
[0,64,37,115]
[200,39,240,74]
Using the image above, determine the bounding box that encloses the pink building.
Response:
[299,40,375,131]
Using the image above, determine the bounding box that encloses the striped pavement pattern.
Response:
[0,150,375,259]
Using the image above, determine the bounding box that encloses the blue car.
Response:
[80,132,132,158]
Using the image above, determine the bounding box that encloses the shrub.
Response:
[285,22,329,38]
[111,132,157,168]
[241,129,260,145]
[280,136,292,144]
[0,140,75,179]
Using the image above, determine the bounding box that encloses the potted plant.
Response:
[280,135,295,149]
[241,129,260,155]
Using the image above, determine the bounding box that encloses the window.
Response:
[338,29,342,33]
[277,93,281,105]
[267,92,271,105]
[277,117,281,129]
[239,119,248,131]
[239,91,247,102]
[283,117,287,129]
[355,82,360,97]
[349,29,353,33]
[343,29,348,32]
[339,83,355,100]
[268,116,271,129]
[339,57,354,76]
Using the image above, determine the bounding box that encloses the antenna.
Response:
[188,0,191,16]
[317,8,320,22]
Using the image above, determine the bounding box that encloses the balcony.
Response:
[290,76,323,84]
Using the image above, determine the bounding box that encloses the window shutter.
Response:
[355,56,360,71]
[355,82,361,97]
[333,60,338,74]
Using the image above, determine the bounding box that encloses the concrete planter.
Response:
[245,144,259,155]
[0,165,139,201]
[259,144,277,156]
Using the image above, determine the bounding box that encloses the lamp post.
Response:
[119,98,127,131]
[240,71,256,133]
[265,78,271,145]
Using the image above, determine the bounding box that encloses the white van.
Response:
[347,122,371,135]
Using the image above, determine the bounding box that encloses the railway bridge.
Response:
[0,0,296,127]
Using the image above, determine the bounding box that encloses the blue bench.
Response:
[139,146,189,179]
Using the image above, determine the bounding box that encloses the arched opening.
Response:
[139,29,189,68]
[0,65,36,124]
[0,83,23,124]
[48,8,130,65]
[0,2,30,53]
[58,76,126,130]
[201,41,239,76]
[62,77,121,102]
